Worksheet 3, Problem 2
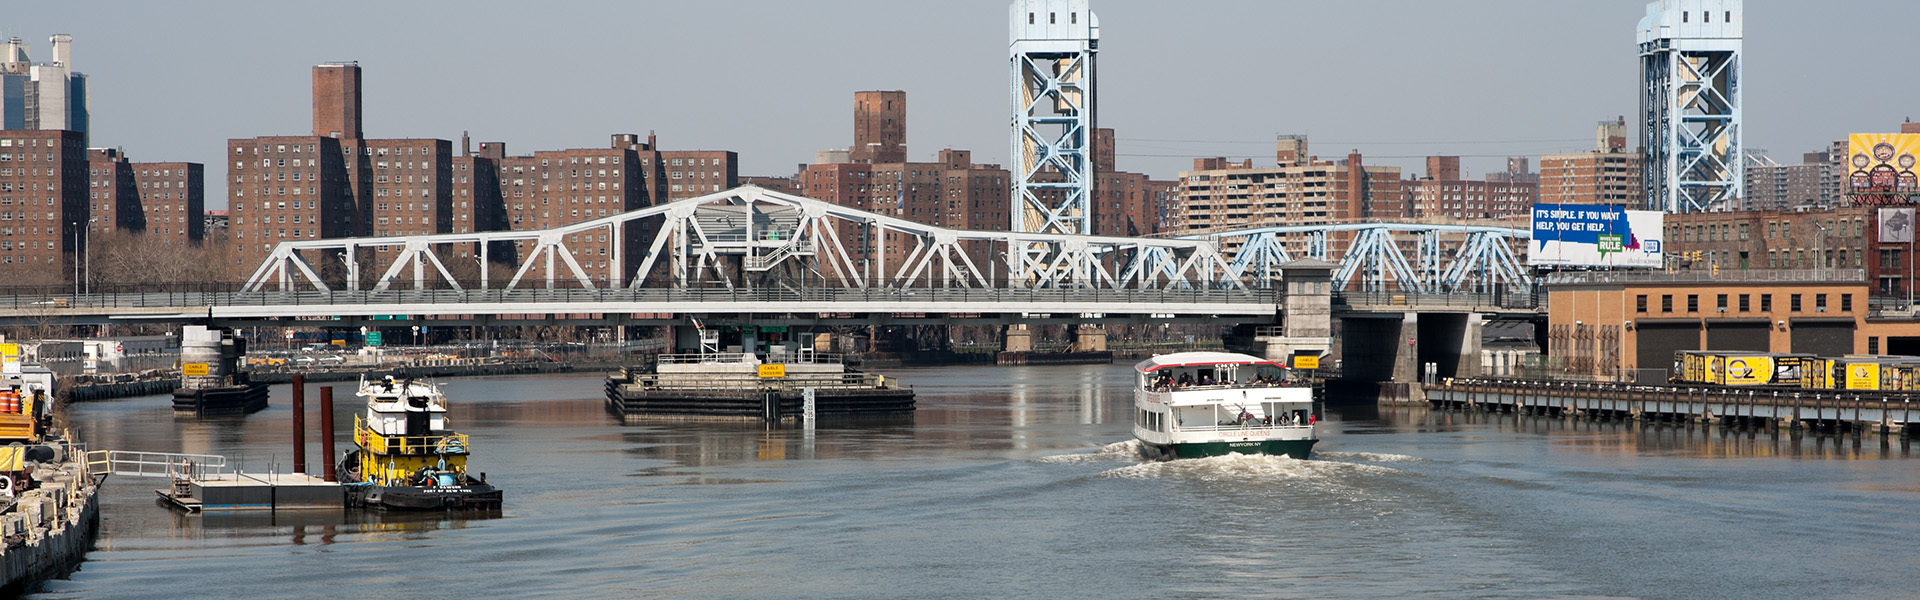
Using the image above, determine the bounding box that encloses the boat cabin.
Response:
[359,378,446,437]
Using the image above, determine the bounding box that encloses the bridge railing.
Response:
[1333,289,1540,310]
[0,286,1282,311]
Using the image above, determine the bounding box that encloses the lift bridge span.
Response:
[7,187,1537,326]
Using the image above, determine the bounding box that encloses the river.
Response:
[32,363,1920,599]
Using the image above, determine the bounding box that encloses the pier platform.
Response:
[157,473,343,512]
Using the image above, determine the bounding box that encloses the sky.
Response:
[10,0,1920,210]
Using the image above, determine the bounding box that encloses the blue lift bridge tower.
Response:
[1639,0,1743,213]
[1010,0,1097,285]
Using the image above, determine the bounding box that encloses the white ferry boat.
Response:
[1132,352,1318,460]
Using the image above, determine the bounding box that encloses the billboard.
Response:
[1847,133,1919,203]
[1879,207,1914,243]
[1528,204,1664,267]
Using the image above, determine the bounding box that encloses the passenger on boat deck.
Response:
[1200,375,1214,386]
[1178,373,1193,387]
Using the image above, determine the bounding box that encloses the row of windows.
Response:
[1634,292,1850,314]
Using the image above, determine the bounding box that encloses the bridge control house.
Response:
[1545,270,1920,381]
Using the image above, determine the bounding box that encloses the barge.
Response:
[606,351,914,421]
[172,326,269,415]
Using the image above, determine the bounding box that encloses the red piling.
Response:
[320,386,337,482]
[292,374,307,476]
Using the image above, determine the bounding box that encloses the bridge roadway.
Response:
[0,287,1288,327]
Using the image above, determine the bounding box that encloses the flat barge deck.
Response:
[606,352,913,421]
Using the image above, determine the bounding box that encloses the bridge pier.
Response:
[1069,325,1107,353]
[1003,325,1032,352]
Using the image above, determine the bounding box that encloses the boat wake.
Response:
[1034,440,1147,464]
[1099,450,1406,480]
[1315,450,1424,463]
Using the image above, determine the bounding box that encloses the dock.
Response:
[156,473,343,513]
[101,451,345,513]
[1428,378,1919,436]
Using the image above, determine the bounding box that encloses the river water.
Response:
[32,364,1920,599]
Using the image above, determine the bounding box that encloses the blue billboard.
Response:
[1528,203,1663,268]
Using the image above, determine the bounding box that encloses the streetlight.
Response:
[84,216,96,295]
[1813,221,1827,281]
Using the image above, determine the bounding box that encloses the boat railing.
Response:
[354,415,471,455]
[620,371,896,391]
[1144,381,1313,393]
[1174,422,1313,434]
[652,352,846,366]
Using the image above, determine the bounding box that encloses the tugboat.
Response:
[338,376,501,510]
[1132,351,1319,460]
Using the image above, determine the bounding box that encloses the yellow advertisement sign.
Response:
[1707,356,1725,384]
[1847,133,1920,200]
[1845,362,1880,390]
[0,343,16,365]
[182,363,211,377]
[1292,355,1320,369]
[756,364,786,378]
[1723,356,1774,385]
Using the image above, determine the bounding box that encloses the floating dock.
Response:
[156,473,343,513]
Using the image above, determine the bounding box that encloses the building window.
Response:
[1687,294,1699,313]
[1739,294,1750,312]
[1790,294,1802,312]
[1636,294,1648,313]
[1815,294,1827,312]
[1716,294,1728,312]
[1842,293,1853,312]
[1739,223,1749,240]
[1870,337,1880,354]
[1762,294,1773,312]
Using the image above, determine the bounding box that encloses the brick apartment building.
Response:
[1409,156,1539,222]
[130,162,203,245]
[1539,119,1644,206]
[0,129,87,283]
[1174,136,1406,235]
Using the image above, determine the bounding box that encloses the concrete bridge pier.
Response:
[1069,325,1107,353]
[1003,325,1032,352]
[1338,311,1484,384]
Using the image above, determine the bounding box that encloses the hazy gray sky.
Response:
[11,1,1918,209]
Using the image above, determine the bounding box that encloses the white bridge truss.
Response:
[244,186,1532,296]
[244,186,1238,293]
[1183,224,1534,294]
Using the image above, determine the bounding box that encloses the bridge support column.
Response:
[1070,325,1107,353]
[1003,325,1032,352]
[1393,312,1420,384]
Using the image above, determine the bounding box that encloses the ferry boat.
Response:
[339,377,501,510]
[1132,352,1318,460]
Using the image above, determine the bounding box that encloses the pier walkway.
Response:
[1428,378,1919,436]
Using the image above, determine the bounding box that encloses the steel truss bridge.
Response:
[0,187,1537,325]
[246,186,1531,294]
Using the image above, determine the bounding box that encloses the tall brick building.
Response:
[130,162,203,245]
[1173,136,1406,235]
[1539,119,1644,207]
[850,91,905,164]
[0,130,87,283]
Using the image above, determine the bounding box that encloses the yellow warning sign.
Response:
[1292,355,1320,369]
[182,363,211,377]
[757,364,786,378]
